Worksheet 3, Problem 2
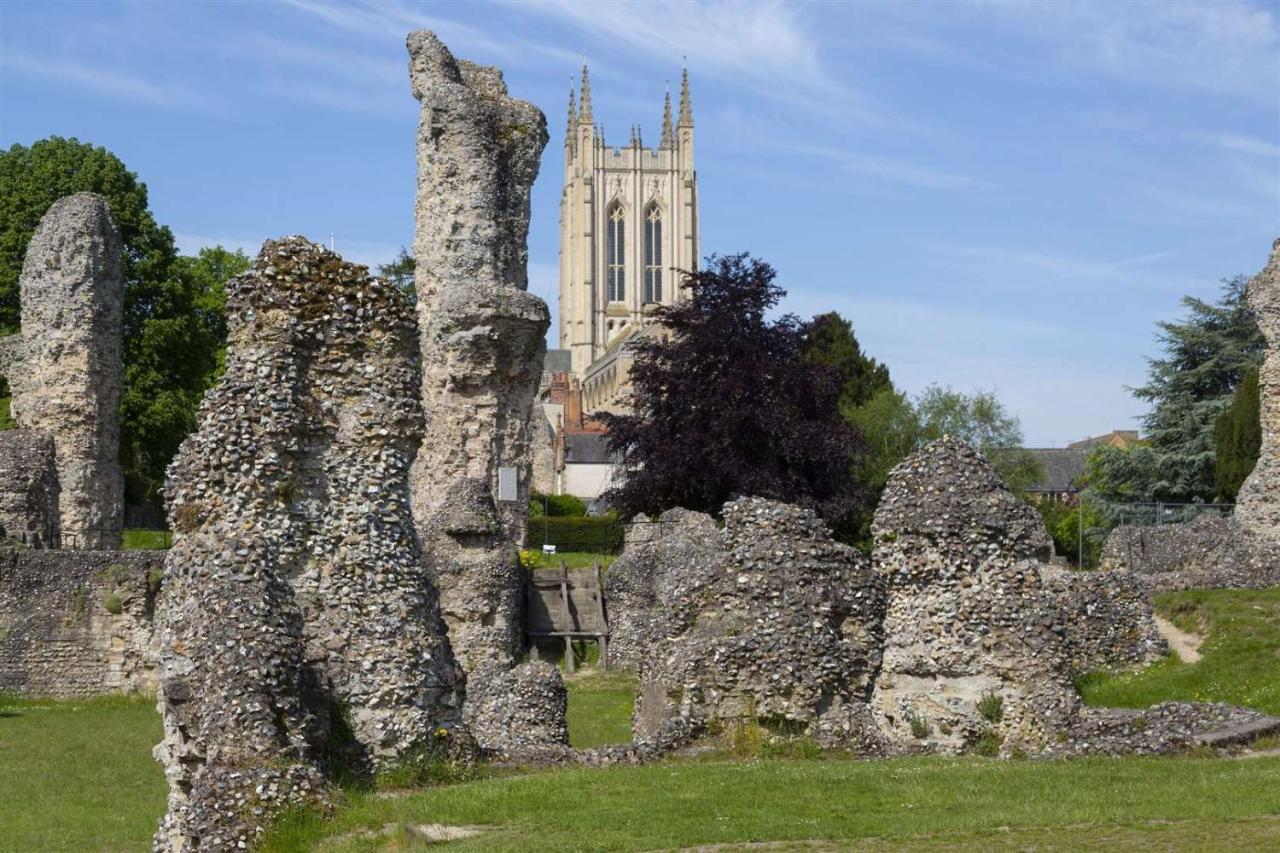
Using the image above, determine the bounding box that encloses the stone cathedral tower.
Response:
[559,65,700,378]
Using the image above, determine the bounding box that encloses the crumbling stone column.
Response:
[870,438,1079,755]
[8,192,124,549]
[1235,237,1280,540]
[153,238,467,851]
[407,30,562,753]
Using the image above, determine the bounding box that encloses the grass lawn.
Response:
[525,550,617,570]
[1079,587,1280,715]
[0,694,165,853]
[263,755,1280,852]
[565,668,636,748]
[122,529,172,550]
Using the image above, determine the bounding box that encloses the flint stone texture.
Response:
[630,498,886,752]
[1100,515,1280,591]
[153,238,466,852]
[0,430,59,547]
[464,660,570,761]
[605,508,721,670]
[1052,702,1280,757]
[1039,565,1167,674]
[1235,237,1280,539]
[407,31,564,754]
[0,549,161,696]
[7,193,124,549]
[870,438,1079,755]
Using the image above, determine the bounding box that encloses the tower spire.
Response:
[661,84,673,147]
[565,85,576,146]
[578,64,593,124]
[678,65,693,127]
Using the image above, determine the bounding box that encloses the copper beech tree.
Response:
[600,254,867,533]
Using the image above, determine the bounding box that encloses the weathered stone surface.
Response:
[464,661,569,760]
[1051,702,1280,757]
[1234,237,1280,539]
[153,238,466,851]
[0,549,162,696]
[1100,515,1280,591]
[0,430,59,547]
[8,193,124,549]
[631,498,886,752]
[528,402,557,496]
[870,438,1078,755]
[605,508,721,670]
[1040,565,1167,674]
[406,30,562,753]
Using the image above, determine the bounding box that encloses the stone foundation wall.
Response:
[0,549,162,696]
[1100,516,1280,590]
[1040,566,1167,674]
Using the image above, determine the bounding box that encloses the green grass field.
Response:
[1079,587,1280,715]
[525,550,617,570]
[6,587,1280,851]
[0,694,165,853]
[122,529,172,550]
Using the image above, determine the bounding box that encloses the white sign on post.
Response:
[542,544,557,555]
[497,466,518,502]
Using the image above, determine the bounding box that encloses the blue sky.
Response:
[2,0,1277,446]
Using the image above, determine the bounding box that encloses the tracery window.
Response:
[643,203,662,304]
[607,203,625,302]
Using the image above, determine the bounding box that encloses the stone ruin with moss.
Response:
[612,435,1280,759]
[1100,239,1280,590]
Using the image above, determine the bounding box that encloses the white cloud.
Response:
[0,48,217,111]
[1194,132,1280,159]
[934,244,1181,289]
[970,0,1279,100]
[509,0,876,119]
[800,145,995,191]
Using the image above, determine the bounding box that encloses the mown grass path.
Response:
[0,694,164,852]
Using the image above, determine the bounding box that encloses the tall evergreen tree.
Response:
[600,254,867,532]
[1213,364,1261,501]
[803,312,891,412]
[1131,275,1263,500]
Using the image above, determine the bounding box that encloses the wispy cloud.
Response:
[801,145,994,191]
[509,0,877,120]
[935,243,1182,289]
[970,0,1279,100]
[285,0,581,68]
[1193,132,1280,159]
[0,47,218,112]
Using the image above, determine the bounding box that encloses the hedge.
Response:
[526,515,623,553]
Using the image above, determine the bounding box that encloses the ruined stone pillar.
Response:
[153,238,467,851]
[407,31,550,674]
[10,193,124,549]
[1235,238,1280,540]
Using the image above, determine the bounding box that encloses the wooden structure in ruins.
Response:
[524,563,609,673]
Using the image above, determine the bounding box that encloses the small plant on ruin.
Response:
[971,730,1003,757]
[148,566,165,595]
[938,721,953,735]
[977,693,1004,724]
[103,593,123,615]
[907,712,930,740]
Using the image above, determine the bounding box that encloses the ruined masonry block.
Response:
[9,192,124,549]
[406,30,565,754]
[0,430,59,547]
[152,237,466,852]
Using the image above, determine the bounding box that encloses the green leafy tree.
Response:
[803,312,891,412]
[0,137,243,504]
[914,384,1043,493]
[1132,276,1263,501]
[1213,364,1261,502]
[843,386,921,547]
[121,246,248,502]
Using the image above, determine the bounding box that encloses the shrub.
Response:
[907,712,930,739]
[529,493,588,518]
[971,730,1003,757]
[977,693,1004,724]
[103,593,124,615]
[525,515,622,553]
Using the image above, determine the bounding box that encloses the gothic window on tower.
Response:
[644,203,662,304]
[607,203,625,302]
